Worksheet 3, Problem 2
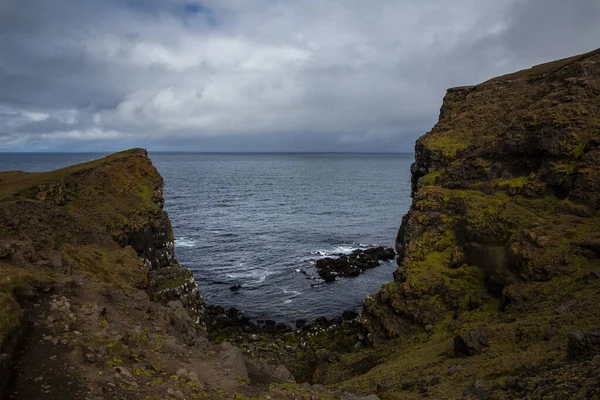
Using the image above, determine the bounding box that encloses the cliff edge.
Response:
[322,49,600,398]
[0,150,339,400]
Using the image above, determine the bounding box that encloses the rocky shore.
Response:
[2,47,600,400]
[0,149,379,400]
[316,247,395,282]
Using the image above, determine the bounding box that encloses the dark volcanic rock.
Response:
[454,329,489,357]
[567,329,600,360]
[316,247,395,282]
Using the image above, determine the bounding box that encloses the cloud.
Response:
[0,0,599,151]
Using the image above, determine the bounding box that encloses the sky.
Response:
[0,1,599,152]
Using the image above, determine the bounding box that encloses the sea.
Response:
[0,152,413,323]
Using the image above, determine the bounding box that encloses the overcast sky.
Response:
[0,0,599,152]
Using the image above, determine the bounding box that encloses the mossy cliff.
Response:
[0,149,374,400]
[318,49,600,398]
[0,149,204,339]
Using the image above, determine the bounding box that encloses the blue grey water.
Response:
[0,152,413,323]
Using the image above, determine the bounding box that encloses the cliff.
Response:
[320,49,600,398]
[0,150,348,400]
[0,149,204,336]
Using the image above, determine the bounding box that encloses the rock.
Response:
[49,355,57,361]
[51,338,59,346]
[536,236,550,248]
[114,366,132,379]
[463,380,489,399]
[187,370,203,389]
[48,250,64,269]
[425,324,434,332]
[246,360,294,384]
[544,325,558,341]
[555,304,570,315]
[454,329,489,357]
[166,388,184,399]
[230,284,242,291]
[589,270,600,280]
[85,354,96,363]
[567,329,600,360]
[295,319,307,329]
[342,310,359,320]
[316,247,395,282]
[448,365,463,376]
[359,395,380,400]
[175,368,189,379]
[215,342,248,380]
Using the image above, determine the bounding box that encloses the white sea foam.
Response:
[310,245,358,257]
[175,237,196,248]
[226,269,273,283]
[282,288,301,296]
[284,299,293,304]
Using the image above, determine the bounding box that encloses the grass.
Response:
[0,262,57,342]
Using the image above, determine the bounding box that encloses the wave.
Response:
[175,237,196,248]
[226,268,274,284]
[282,287,301,296]
[309,243,373,258]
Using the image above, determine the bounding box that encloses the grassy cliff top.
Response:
[0,148,151,198]
[0,148,166,342]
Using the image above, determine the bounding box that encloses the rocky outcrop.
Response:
[316,247,395,282]
[0,149,378,399]
[305,49,600,399]
[454,329,489,357]
[0,149,208,394]
[364,48,600,341]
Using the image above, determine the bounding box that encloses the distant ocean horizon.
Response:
[0,152,413,323]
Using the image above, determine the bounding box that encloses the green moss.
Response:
[420,171,442,186]
[63,244,147,290]
[0,293,21,342]
[420,131,469,159]
[497,176,528,190]
[572,137,590,159]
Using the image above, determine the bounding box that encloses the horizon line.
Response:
[0,150,415,155]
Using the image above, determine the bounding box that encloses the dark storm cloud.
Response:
[0,0,599,151]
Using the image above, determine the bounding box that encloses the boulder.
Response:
[316,247,395,282]
[567,329,600,360]
[454,329,489,357]
[245,359,294,384]
[215,342,248,380]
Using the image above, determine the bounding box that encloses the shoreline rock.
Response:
[316,247,395,282]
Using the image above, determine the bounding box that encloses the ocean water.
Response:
[0,152,413,323]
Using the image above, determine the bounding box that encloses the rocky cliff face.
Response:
[309,49,600,399]
[0,149,204,334]
[0,149,357,400]
[364,48,600,339]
